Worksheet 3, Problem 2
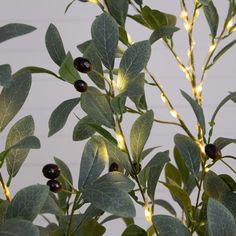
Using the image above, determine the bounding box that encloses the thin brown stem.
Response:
[0,172,11,202]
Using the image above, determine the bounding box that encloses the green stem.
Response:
[0,172,11,202]
[220,159,236,174]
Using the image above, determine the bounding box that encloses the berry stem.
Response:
[0,172,11,202]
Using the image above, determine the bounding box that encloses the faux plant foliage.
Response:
[1,1,236,236]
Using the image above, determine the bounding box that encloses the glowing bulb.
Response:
[88,0,99,3]
[204,167,210,173]
[161,93,167,104]
[170,109,178,118]
[127,33,133,45]
[116,132,125,151]
[111,80,117,88]
[184,21,192,31]
[187,49,191,57]
[193,83,203,96]
[180,10,188,19]
[144,205,152,223]
[209,44,216,53]
[227,17,234,30]
[195,9,200,18]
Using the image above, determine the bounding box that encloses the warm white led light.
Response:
[116,133,125,151]
[170,109,178,118]
[227,17,234,30]
[180,10,188,19]
[161,93,167,104]
[145,205,152,223]
[209,44,216,53]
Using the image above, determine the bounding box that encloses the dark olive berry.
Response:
[47,179,62,193]
[109,162,119,172]
[205,144,221,159]
[42,163,60,179]
[73,57,92,73]
[74,80,88,92]
[130,162,142,178]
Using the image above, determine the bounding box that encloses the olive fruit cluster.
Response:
[73,57,92,93]
[42,164,62,193]
[205,144,221,160]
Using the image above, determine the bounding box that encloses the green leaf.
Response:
[207,198,236,236]
[149,26,179,45]
[14,66,61,80]
[88,123,117,145]
[0,64,11,88]
[130,110,154,162]
[118,41,151,92]
[83,42,105,89]
[214,137,236,150]
[5,115,37,177]
[174,134,201,178]
[0,23,36,43]
[103,139,131,172]
[220,192,236,220]
[48,97,80,137]
[78,219,106,236]
[6,185,49,221]
[162,182,192,215]
[0,71,31,132]
[219,174,236,191]
[211,39,236,67]
[91,13,119,70]
[54,157,73,209]
[110,94,127,114]
[141,146,161,160]
[59,52,81,84]
[73,115,100,141]
[140,151,170,200]
[165,163,182,186]
[77,40,93,53]
[106,0,129,26]
[82,172,136,218]
[121,224,147,236]
[0,219,40,236]
[119,27,130,46]
[152,215,191,236]
[203,171,230,200]
[181,90,206,134]
[45,24,66,66]
[40,193,63,216]
[174,146,189,185]
[80,87,115,128]
[78,136,108,189]
[154,199,176,216]
[120,73,145,98]
[203,1,219,38]
[0,200,9,224]
[134,0,142,5]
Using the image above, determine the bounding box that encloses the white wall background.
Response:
[0,0,236,235]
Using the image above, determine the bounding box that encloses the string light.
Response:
[180,10,188,19]
[209,43,216,53]
[127,33,133,45]
[195,9,200,18]
[193,83,203,97]
[204,167,210,173]
[144,205,152,224]
[226,17,234,30]
[116,132,125,151]
[170,109,178,118]
[161,93,167,104]
[111,80,117,88]
[184,21,192,32]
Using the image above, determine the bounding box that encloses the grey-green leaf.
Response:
[48,97,80,137]
[6,185,49,221]
[149,26,179,45]
[0,219,39,236]
[91,13,119,70]
[0,64,11,88]
[73,115,100,141]
[81,87,115,128]
[207,198,236,236]
[165,163,182,187]
[0,23,36,43]
[152,215,191,236]
[78,219,106,236]
[5,115,35,177]
[174,134,200,177]
[118,41,151,92]
[203,171,230,200]
[181,90,206,134]
[214,137,236,150]
[0,71,31,132]
[220,191,236,220]
[78,136,108,189]
[82,173,135,218]
[121,224,147,236]
[45,24,66,66]
[59,52,81,83]
[130,110,154,162]
[106,0,129,26]
[154,199,177,216]
[203,1,219,38]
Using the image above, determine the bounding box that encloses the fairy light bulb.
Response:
[227,17,234,30]
[144,205,152,223]
[116,132,125,151]
[184,21,192,31]
[180,10,188,19]
[111,80,117,88]
[161,93,167,104]
[209,43,216,53]
[195,9,200,18]
[170,109,178,118]
[204,167,210,173]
